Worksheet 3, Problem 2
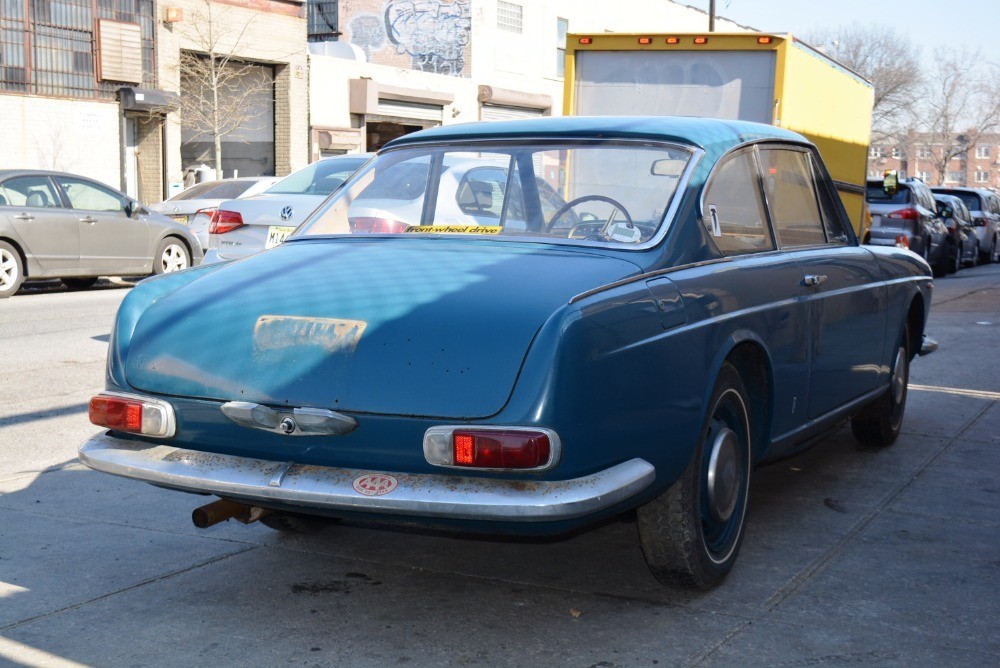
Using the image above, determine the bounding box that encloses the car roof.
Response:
[382,116,809,155]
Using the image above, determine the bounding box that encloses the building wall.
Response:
[158,0,310,193]
[870,133,1000,190]
[311,0,749,152]
[0,96,121,187]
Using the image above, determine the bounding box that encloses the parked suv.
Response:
[930,186,1000,263]
[866,177,949,275]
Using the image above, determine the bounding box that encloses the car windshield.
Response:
[296,142,692,247]
[866,184,911,204]
[266,157,369,196]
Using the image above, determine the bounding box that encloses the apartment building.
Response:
[868,132,1000,190]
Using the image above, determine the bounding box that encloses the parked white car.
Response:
[204,154,372,263]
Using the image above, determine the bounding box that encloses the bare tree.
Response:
[805,24,923,143]
[177,0,275,179]
[920,48,1000,184]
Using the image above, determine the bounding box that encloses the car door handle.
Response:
[14,213,34,221]
[79,216,98,224]
[802,274,827,287]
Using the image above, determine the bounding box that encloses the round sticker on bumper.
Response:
[352,473,398,496]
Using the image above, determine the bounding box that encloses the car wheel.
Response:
[947,243,960,274]
[970,243,980,268]
[991,238,999,264]
[636,362,752,589]
[852,323,910,446]
[259,512,339,534]
[154,237,190,275]
[0,240,25,299]
[62,277,98,290]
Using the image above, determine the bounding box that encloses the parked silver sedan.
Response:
[0,169,203,298]
[204,154,372,264]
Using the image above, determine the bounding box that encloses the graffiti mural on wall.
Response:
[347,0,472,77]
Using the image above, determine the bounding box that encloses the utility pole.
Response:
[709,0,716,31]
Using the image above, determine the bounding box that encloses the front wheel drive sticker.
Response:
[404,225,502,234]
[352,473,399,496]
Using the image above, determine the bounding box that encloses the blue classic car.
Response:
[79,117,935,589]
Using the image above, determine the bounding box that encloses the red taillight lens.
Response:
[895,235,909,249]
[349,217,409,234]
[209,209,245,234]
[195,207,218,219]
[451,430,551,469]
[89,394,175,437]
[887,208,919,220]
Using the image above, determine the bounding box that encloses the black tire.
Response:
[969,243,979,268]
[852,323,910,446]
[636,362,753,589]
[991,238,999,264]
[947,243,960,274]
[0,240,25,298]
[153,237,191,275]
[62,277,98,290]
[259,511,338,534]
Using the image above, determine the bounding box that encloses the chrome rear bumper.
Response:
[78,432,656,522]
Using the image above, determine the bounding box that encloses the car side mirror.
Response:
[124,200,139,218]
[939,206,952,218]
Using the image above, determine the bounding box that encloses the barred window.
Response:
[308,0,339,42]
[498,1,523,33]
[0,0,156,99]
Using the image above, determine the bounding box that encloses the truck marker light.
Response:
[665,37,680,44]
[638,37,652,45]
[693,36,709,45]
[757,36,773,45]
[578,37,592,45]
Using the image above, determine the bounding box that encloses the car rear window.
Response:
[932,189,982,212]
[866,184,911,204]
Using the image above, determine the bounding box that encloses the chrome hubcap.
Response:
[162,245,188,273]
[0,249,17,288]
[707,426,740,523]
[891,345,906,405]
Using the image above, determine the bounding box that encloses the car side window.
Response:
[55,177,127,212]
[703,150,774,255]
[758,148,826,247]
[0,176,61,208]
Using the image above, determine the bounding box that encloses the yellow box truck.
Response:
[564,32,874,236]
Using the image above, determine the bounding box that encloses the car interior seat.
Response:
[26,191,50,207]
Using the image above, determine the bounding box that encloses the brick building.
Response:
[868,132,1000,190]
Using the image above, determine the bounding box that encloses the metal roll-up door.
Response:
[480,104,545,122]
[376,99,444,122]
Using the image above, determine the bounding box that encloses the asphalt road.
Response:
[1,267,998,667]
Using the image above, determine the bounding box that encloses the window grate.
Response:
[0,0,156,99]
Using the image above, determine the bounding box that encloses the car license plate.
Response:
[171,215,188,224]
[265,225,296,249]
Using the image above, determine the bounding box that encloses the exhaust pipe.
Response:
[192,498,267,528]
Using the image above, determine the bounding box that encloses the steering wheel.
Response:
[546,195,633,235]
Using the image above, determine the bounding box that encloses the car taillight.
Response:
[945,223,956,233]
[423,427,559,471]
[195,207,218,219]
[349,217,409,234]
[89,394,175,437]
[887,208,919,220]
[895,235,909,249]
[209,209,245,234]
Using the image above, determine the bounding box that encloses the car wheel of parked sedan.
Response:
[637,362,752,589]
[154,237,191,275]
[852,323,910,446]
[967,243,980,268]
[947,244,960,275]
[62,277,99,290]
[0,240,25,299]
[259,511,339,534]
